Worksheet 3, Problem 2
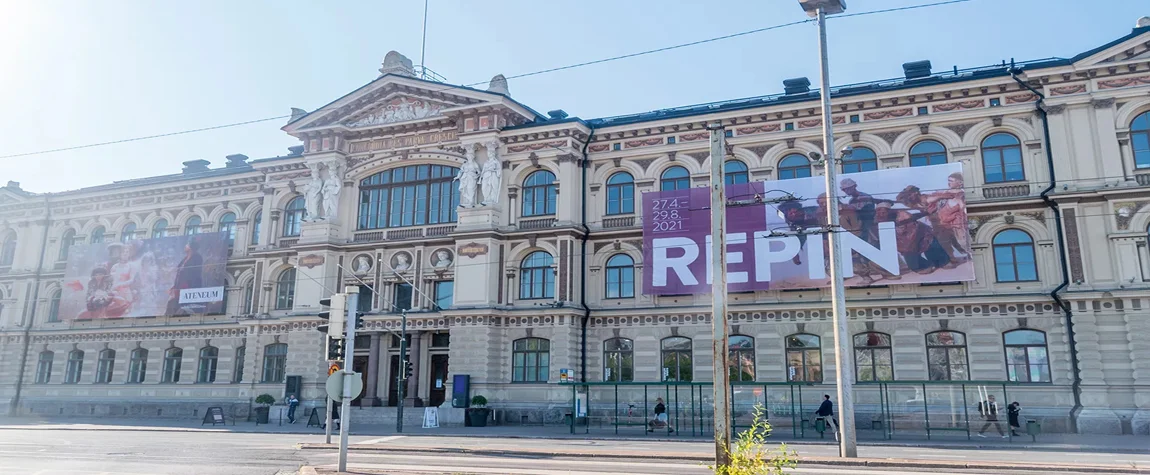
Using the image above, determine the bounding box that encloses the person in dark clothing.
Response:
[978,394,1006,438]
[647,397,674,433]
[166,240,204,316]
[321,403,340,430]
[815,394,839,440]
[286,394,300,424]
[1007,402,1022,436]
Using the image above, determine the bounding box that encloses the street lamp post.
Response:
[798,0,857,458]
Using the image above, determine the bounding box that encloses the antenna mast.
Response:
[419,0,429,79]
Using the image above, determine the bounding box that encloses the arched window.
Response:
[660,166,690,191]
[853,332,893,381]
[1004,329,1050,382]
[184,216,201,235]
[58,230,75,261]
[121,223,137,243]
[262,343,288,383]
[283,197,306,237]
[605,254,635,299]
[47,290,62,323]
[661,337,692,382]
[519,251,554,300]
[785,334,822,382]
[603,337,634,382]
[910,140,947,167]
[128,348,148,383]
[250,211,262,245]
[605,172,634,215]
[218,213,236,243]
[64,349,84,384]
[1132,111,1150,169]
[926,331,969,381]
[358,164,460,229]
[512,337,550,382]
[993,230,1038,282]
[95,349,115,384]
[842,147,878,174]
[729,335,756,382]
[161,348,183,383]
[778,154,812,180]
[0,231,16,266]
[35,351,53,384]
[90,226,106,244]
[232,346,246,383]
[197,346,218,383]
[152,219,169,239]
[275,268,296,310]
[724,160,749,185]
[522,171,558,217]
[981,133,1024,183]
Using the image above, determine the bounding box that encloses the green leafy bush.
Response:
[470,395,488,407]
[709,404,797,475]
[255,394,276,406]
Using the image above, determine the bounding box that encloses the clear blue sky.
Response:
[1,0,1145,193]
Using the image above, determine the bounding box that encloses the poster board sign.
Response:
[59,232,229,319]
[422,407,439,428]
[202,406,226,426]
[643,163,974,294]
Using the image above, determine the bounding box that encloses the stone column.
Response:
[405,331,423,406]
[259,188,275,246]
[364,333,381,406]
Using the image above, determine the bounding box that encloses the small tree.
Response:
[470,395,488,408]
[709,404,797,475]
[255,394,276,406]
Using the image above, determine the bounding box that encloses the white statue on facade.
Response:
[456,145,480,208]
[480,141,502,206]
[303,162,323,220]
[320,159,345,219]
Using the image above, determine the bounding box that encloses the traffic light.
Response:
[317,293,347,339]
[354,312,365,330]
[403,359,413,380]
[326,337,344,360]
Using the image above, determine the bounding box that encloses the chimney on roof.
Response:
[783,77,811,95]
[288,145,305,156]
[903,60,932,80]
[182,160,211,174]
[225,154,250,168]
[379,51,415,77]
[487,74,510,96]
[547,109,568,120]
[4,181,20,191]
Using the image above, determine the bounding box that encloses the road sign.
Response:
[325,371,363,403]
[328,363,340,376]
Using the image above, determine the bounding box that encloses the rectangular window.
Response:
[784,122,794,131]
[917,106,928,115]
[35,353,53,384]
[431,333,450,348]
[232,346,246,383]
[357,285,374,313]
[434,281,453,310]
[849,115,860,123]
[394,283,413,312]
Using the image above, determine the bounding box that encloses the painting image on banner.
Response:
[643,163,974,294]
[59,232,228,319]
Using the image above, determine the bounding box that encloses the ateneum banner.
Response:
[643,162,974,295]
[60,232,229,319]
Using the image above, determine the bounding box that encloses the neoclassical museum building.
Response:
[3,21,1150,435]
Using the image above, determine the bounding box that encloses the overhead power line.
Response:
[0,0,975,161]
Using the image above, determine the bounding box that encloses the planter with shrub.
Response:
[466,395,490,427]
[254,394,275,424]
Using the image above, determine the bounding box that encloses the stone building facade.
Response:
[2,24,1150,434]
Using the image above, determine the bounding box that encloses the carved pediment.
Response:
[343,95,453,128]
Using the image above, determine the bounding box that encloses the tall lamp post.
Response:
[798,0,857,458]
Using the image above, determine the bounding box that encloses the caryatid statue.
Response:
[320,158,346,219]
[302,162,324,220]
[480,140,502,206]
[456,144,480,208]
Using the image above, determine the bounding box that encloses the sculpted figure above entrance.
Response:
[346,97,445,127]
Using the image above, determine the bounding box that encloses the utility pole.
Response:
[338,286,360,472]
[799,0,856,457]
[396,309,407,433]
[707,122,731,467]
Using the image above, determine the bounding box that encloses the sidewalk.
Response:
[1,415,1147,453]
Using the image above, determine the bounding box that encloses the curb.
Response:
[298,467,318,475]
[298,443,1150,474]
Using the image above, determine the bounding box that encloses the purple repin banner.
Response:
[643,163,974,295]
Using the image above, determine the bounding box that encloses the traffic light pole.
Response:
[396,309,407,433]
[337,287,359,473]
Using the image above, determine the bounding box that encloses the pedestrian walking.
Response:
[815,394,839,441]
[1007,401,1022,437]
[977,394,1006,438]
[321,404,340,431]
[647,397,674,434]
[286,394,300,424]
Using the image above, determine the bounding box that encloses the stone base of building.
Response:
[1131,409,1150,436]
[12,398,254,421]
[1074,407,1124,434]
